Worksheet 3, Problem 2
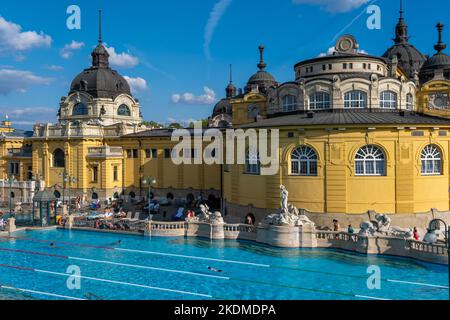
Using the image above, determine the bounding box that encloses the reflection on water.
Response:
[169,237,447,273]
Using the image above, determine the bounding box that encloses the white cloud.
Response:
[292,0,369,13]
[44,65,64,71]
[171,87,216,105]
[105,46,139,68]
[0,16,52,54]
[204,0,233,61]
[123,76,148,93]
[0,69,51,95]
[60,40,85,59]
[0,106,56,126]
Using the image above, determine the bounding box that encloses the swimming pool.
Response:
[0,229,448,300]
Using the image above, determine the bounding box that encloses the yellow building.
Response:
[3,6,450,228]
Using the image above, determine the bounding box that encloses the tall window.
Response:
[92,166,98,183]
[53,149,65,168]
[118,104,131,116]
[245,151,260,175]
[291,146,318,176]
[247,105,260,120]
[355,145,386,176]
[282,95,297,112]
[72,103,88,116]
[9,162,19,175]
[113,166,119,182]
[310,92,331,110]
[380,91,398,109]
[421,145,442,176]
[406,93,414,110]
[344,90,367,109]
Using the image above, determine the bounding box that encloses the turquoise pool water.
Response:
[0,229,448,300]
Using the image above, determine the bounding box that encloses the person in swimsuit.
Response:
[208,266,223,273]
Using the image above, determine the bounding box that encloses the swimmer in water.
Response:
[208,266,223,273]
[49,243,56,248]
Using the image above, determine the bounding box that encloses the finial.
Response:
[257,45,267,71]
[394,0,408,44]
[98,10,102,44]
[434,22,447,53]
[399,0,403,19]
[229,64,233,84]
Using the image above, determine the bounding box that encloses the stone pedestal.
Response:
[7,218,16,233]
[66,215,74,230]
[211,223,225,240]
[299,224,318,247]
[256,224,301,248]
[144,221,152,237]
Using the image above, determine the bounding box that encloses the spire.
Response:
[434,22,447,53]
[257,45,267,71]
[98,10,102,44]
[226,64,236,98]
[91,10,109,68]
[394,0,409,44]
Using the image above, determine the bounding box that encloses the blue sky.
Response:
[0,0,449,129]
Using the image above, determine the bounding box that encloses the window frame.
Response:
[282,95,297,112]
[421,145,442,176]
[344,90,368,109]
[72,103,88,116]
[245,151,261,175]
[52,149,65,168]
[379,90,398,109]
[118,104,131,117]
[354,145,386,176]
[309,92,331,110]
[291,146,318,176]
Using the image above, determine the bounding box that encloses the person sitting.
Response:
[186,210,195,220]
[173,208,185,221]
[413,227,420,241]
[348,224,354,234]
[115,209,127,219]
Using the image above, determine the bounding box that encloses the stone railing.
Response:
[6,148,32,158]
[407,240,448,256]
[87,146,124,158]
[224,224,257,241]
[60,220,449,265]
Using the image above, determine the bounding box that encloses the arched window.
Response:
[406,93,414,110]
[421,145,442,175]
[54,191,61,199]
[380,91,398,109]
[118,104,131,116]
[282,95,297,112]
[355,145,386,176]
[344,90,367,109]
[309,92,331,110]
[247,105,260,120]
[291,146,318,176]
[72,103,88,116]
[53,149,65,168]
[245,150,260,175]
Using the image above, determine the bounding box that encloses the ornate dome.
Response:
[245,45,277,94]
[419,23,450,84]
[69,16,131,99]
[382,1,426,79]
[212,99,232,117]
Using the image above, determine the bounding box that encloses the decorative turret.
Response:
[394,0,409,44]
[226,64,237,98]
[91,10,110,68]
[383,0,426,79]
[434,22,447,53]
[245,45,277,94]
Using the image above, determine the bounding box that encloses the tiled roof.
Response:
[237,111,450,129]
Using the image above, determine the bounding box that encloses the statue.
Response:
[192,204,224,225]
[280,185,289,214]
[264,186,315,227]
[374,214,412,239]
[358,221,376,237]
